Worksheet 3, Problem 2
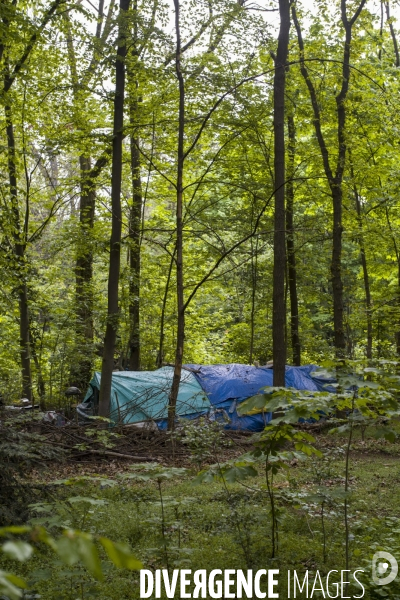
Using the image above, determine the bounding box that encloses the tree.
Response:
[292,0,367,358]
[272,0,290,385]
[1,0,66,400]
[99,0,132,418]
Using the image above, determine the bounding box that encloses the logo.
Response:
[372,551,398,586]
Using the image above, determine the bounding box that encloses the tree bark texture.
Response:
[5,103,32,401]
[74,155,96,388]
[99,0,131,417]
[126,0,142,371]
[272,0,290,386]
[168,0,185,430]
[286,115,301,366]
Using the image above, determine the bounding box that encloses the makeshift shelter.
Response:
[187,364,322,431]
[78,367,210,427]
[78,363,326,432]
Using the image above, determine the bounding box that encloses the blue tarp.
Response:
[81,364,332,432]
[186,364,322,432]
[82,367,211,425]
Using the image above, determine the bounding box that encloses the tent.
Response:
[78,367,211,427]
[78,363,327,432]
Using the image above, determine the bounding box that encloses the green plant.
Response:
[119,464,188,571]
[0,525,142,600]
[171,417,232,471]
[0,426,62,526]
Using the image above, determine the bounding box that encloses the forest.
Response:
[1,0,399,411]
[1,0,400,599]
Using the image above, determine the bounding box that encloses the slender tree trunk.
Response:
[157,249,176,368]
[331,184,345,356]
[379,1,384,60]
[249,236,258,365]
[385,1,400,67]
[128,130,142,370]
[5,102,32,401]
[352,179,372,359]
[30,321,46,405]
[18,284,32,400]
[385,207,400,356]
[272,0,290,386]
[168,0,185,430]
[126,0,142,371]
[98,0,131,417]
[397,266,400,356]
[75,156,96,388]
[286,114,301,366]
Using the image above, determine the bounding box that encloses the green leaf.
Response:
[76,535,103,581]
[99,538,142,570]
[0,526,31,536]
[2,541,33,562]
[67,496,107,506]
[53,536,80,567]
[0,570,27,600]
[222,465,258,483]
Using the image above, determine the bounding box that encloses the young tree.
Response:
[292,0,367,358]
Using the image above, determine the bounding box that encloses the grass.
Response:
[3,426,400,599]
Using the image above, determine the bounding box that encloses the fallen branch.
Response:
[84,448,158,461]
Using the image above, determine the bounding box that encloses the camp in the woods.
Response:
[1,0,400,598]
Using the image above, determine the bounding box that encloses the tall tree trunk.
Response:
[98,0,131,417]
[272,0,290,386]
[75,156,96,388]
[127,1,142,371]
[286,114,301,366]
[5,102,32,401]
[128,130,142,370]
[64,0,113,388]
[168,0,185,430]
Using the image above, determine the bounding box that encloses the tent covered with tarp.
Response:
[78,363,328,432]
[78,367,211,427]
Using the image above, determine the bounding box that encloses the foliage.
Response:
[171,416,232,470]
[0,525,142,600]
[0,425,62,526]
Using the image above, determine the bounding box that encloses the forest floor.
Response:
[4,423,398,599]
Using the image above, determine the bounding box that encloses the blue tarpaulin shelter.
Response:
[186,364,321,431]
[79,363,327,432]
